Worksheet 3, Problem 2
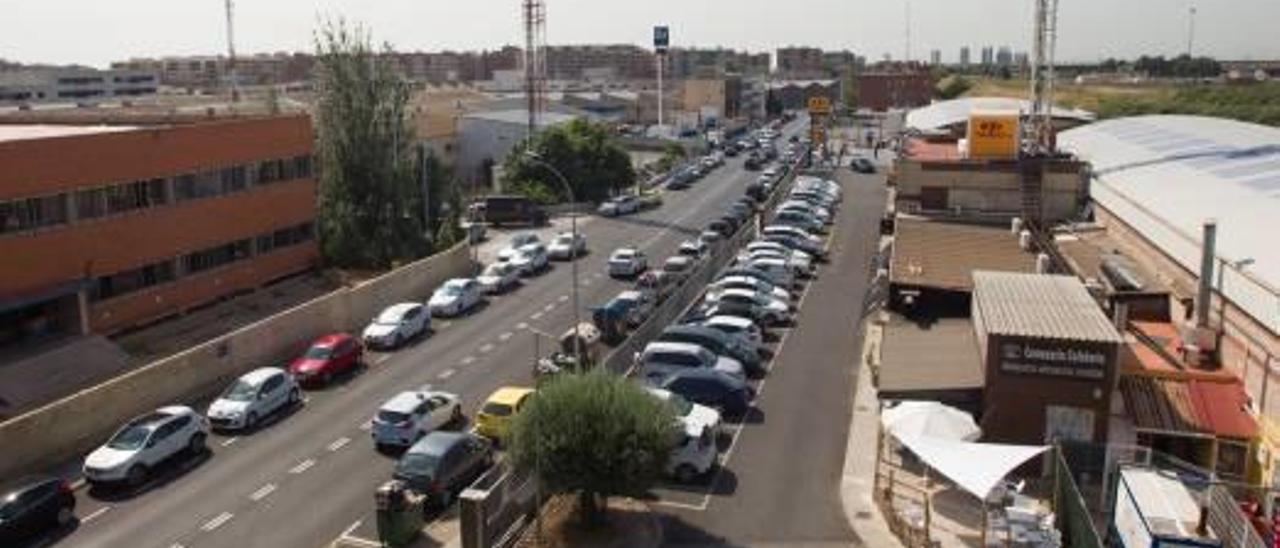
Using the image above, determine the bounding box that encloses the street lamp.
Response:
[522,150,583,362]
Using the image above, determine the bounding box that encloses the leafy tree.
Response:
[508,373,679,526]
[501,118,635,203]
[312,19,430,269]
[937,75,973,100]
[765,92,784,117]
[654,142,687,172]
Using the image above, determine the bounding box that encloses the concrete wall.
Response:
[894,159,1085,222]
[0,243,472,482]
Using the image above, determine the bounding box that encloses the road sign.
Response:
[653,26,669,52]
[807,96,832,115]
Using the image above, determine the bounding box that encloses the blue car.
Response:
[656,369,755,417]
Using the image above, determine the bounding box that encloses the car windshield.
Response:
[107,423,154,450]
[221,380,258,402]
[613,251,634,260]
[377,410,409,424]
[375,309,406,325]
[304,345,334,360]
[554,234,573,244]
[482,402,513,417]
[395,453,439,479]
[440,285,463,297]
[482,264,506,277]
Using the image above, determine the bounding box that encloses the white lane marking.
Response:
[498,331,513,341]
[373,355,390,365]
[479,343,494,353]
[341,520,363,538]
[439,369,456,380]
[359,421,372,431]
[530,312,544,320]
[516,322,529,330]
[557,294,569,302]
[438,321,453,329]
[221,437,239,447]
[327,437,351,452]
[654,498,708,511]
[169,543,186,548]
[289,459,315,474]
[82,506,111,523]
[542,303,556,312]
[249,483,277,501]
[461,356,476,365]
[201,511,234,532]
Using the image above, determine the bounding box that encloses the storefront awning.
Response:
[895,434,1050,499]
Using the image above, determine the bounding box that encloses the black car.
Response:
[709,218,736,238]
[744,181,768,202]
[393,432,494,509]
[656,325,764,377]
[744,154,765,171]
[0,477,75,543]
[724,146,739,158]
[657,369,755,417]
[850,158,876,174]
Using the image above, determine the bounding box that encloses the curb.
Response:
[840,317,903,547]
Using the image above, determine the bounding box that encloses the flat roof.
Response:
[879,315,984,394]
[890,217,1038,292]
[972,271,1123,343]
[460,109,578,127]
[1054,227,1175,296]
[0,124,139,143]
[905,96,1094,132]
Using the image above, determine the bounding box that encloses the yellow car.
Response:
[475,386,535,441]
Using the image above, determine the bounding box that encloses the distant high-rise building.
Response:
[929,50,941,66]
[959,47,971,68]
[1014,52,1030,72]
[981,46,994,67]
[996,46,1013,67]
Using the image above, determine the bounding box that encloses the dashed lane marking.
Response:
[516,322,529,330]
[498,331,513,341]
[530,312,544,320]
[479,343,494,353]
[439,369,456,380]
[82,506,111,523]
[373,355,390,365]
[221,437,239,447]
[327,437,351,452]
[558,294,569,302]
[461,356,476,365]
[542,303,556,312]
[200,512,234,532]
[289,459,315,475]
[359,421,371,431]
[249,483,277,502]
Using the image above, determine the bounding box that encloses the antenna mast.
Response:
[523,0,547,137]
[224,0,240,102]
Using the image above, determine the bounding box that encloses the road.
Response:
[656,163,889,545]
[40,120,806,548]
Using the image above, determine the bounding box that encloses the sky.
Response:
[2,0,1278,68]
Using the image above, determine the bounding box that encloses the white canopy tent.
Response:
[882,400,982,442]
[894,434,1050,500]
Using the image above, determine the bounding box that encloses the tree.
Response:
[765,92,784,117]
[937,75,973,100]
[654,141,687,172]
[500,118,636,203]
[508,373,679,526]
[312,19,430,269]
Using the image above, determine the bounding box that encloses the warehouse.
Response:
[972,271,1123,446]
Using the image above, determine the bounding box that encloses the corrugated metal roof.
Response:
[905,96,1094,132]
[1120,375,1257,439]
[972,271,1123,342]
[1059,115,1280,336]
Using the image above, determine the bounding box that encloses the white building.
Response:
[455,109,580,188]
[0,68,158,105]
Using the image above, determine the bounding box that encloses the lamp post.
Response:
[522,151,582,362]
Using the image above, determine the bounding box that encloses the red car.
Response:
[289,333,363,386]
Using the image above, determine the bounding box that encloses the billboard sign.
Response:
[653,26,670,52]
[966,113,1019,158]
[807,96,832,115]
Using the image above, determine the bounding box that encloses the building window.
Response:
[0,194,70,234]
[173,170,222,201]
[92,260,177,301]
[220,166,248,193]
[183,239,252,274]
[256,222,314,254]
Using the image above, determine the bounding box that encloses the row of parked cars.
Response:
[667,151,726,190]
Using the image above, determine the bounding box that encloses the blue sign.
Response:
[653,26,669,51]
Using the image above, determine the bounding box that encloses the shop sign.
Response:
[998,341,1107,380]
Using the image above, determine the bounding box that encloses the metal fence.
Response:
[1051,446,1105,548]
[459,463,539,548]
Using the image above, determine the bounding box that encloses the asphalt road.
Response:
[37,120,806,548]
[657,164,889,546]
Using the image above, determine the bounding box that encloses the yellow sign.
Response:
[810,127,826,144]
[966,113,1019,159]
[807,96,832,115]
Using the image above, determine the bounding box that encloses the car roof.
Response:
[645,341,704,355]
[663,324,727,341]
[612,247,637,255]
[665,256,693,265]
[381,391,431,413]
[616,290,644,300]
[382,302,421,316]
[704,315,754,328]
[406,431,469,456]
[313,332,353,347]
[238,367,285,385]
[1,476,62,499]
[487,386,535,406]
[443,278,472,287]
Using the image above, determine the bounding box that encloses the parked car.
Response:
[635,270,678,304]
[428,278,483,317]
[705,287,792,326]
[290,333,363,386]
[497,233,540,262]
[393,432,494,508]
[744,241,816,268]
[476,262,520,294]
[678,239,708,259]
[666,422,717,483]
[547,231,587,260]
[508,243,549,275]
[597,195,639,217]
[611,289,656,327]
[700,314,766,354]
[469,195,548,227]
[372,390,462,450]
[698,230,723,248]
[774,210,827,235]
[636,341,744,383]
[0,477,75,543]
[740,249,812,279]
[655,325,764,377]
[711,274,791,303]
[655,368,755,418]
[608,247,648,278]
[661,255,696,284]
[475,386,535,441]
[83,406,209,487]
[645,387,724,440]
[744,153,765,171]
[362,302,430,349]
[850,157,876,174]
[741,257,796,289]
[707,219,734,238]
[206,367,300,431]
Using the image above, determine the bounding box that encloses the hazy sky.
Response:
[3,0,1278,68]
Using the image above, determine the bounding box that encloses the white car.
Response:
[608,247,647,277]
[362,302,431,349]
[667,422,717,483]
[698,230,723,248]
[637,341,744,383]
[739,249,813,278]
[428,278,483,317]
[497,233,540,262]
[707,287,791,319]
[508,243,549,275]
[710,275,791,303]
[597,195,639,217]
[646,387,723,440]
[83,406,210,486]
[678,239,708,259]
[547,232,587,260]
[701,315,765,354]
[662,255,696,283]
[371,390,462,449]
[206,367,301,431]
[476,262,520,294]
[745,240,815,265]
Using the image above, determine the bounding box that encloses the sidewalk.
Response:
[841,313,904,547]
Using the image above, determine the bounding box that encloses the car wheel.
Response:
[289,387,301,405]
[126,464,148,487]
[675,464,699,484]
[245,411,259,430]
[392,333,402,348]
[188,432,207,454]
[56,504,74,526]
[322,372,333,385]
[451,405,463,425]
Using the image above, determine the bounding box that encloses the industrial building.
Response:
[454,109,579,187]
[905,97,1094,135]
[766,80,839,112]
[0,115,318,342]
[0,68,158,106]
[857,69,933,111]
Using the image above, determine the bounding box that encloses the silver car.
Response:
[207,367,301,431]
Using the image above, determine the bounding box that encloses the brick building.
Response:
[857,66,933,111]
[0,115,318,342]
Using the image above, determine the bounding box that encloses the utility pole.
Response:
[224,0,240,102]
[523,0,546,137]
[904,1,912,63]
[1186,6,1197,58]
